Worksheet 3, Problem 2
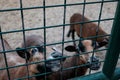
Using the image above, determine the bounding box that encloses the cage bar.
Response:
[102,0,120,79]
[71,68,120,80]
[0,0,119,80]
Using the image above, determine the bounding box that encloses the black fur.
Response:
[16,47,30,60]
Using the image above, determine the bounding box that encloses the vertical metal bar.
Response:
[0,27,11,80]
[19,0,30,79]
[60,0,67,80]
[80,0,86,37]
[102,1,120,79]
[95,0,104,39]
[43,0,47,80]
[78,0,86,76]
[89,0,104,74]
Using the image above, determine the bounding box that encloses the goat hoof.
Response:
[87,56,101,70]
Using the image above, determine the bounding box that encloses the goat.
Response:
[67,13,109,48]
[16,36,99,80]
[42,39,101,80]
[0,35,65,80]
[16,36,100,80]
[0,35,100,80]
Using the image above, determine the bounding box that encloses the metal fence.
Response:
[0,0,120,80]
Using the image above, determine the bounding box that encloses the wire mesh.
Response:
[0,0,119,80]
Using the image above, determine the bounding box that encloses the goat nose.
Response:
[31,48,38,54]
[51,52,66,61]
[87,56,101,70]
[51,52,62,58]
[37,65,52,73]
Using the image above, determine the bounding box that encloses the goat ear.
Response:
[16,47,30,60]
[65,45,76,52]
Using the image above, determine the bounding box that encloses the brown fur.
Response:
[19,35,88,80]
[0,35,58,80]
[16,55,87,80]
[40,40,95,80]
[67,13,109,47]
[47,55,87,80]
[0,38,35,80]
[0,35,93,80]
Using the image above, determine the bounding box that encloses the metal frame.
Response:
[0,0,119,80]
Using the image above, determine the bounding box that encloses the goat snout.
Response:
[51,51,66,61]
[87,56,101,70]
[46,61,61,72]
[31,48,38,56]
[44,51,66,72]
[37,64,52,73]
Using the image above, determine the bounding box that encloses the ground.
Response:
[0,0,119,77]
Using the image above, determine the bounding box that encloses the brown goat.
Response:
[0,35,99,80]
[44,40,100,80]
[18,36,100,80]
[67,13,109,48]
[0,35,65,80]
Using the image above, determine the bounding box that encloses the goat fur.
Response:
[67,13,109,48]
[0,35,57,80]
[0,38,35,80]
[0,35,95,80]
[40,40,95,80]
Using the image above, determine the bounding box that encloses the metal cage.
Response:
[0,0,120,80]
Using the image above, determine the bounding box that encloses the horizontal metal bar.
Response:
[0,18,114,34]
[0,1,117,12]
[15,61,104,80]
[0,33,110,54]
[71,68,120,80]
[0,47,108,71]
